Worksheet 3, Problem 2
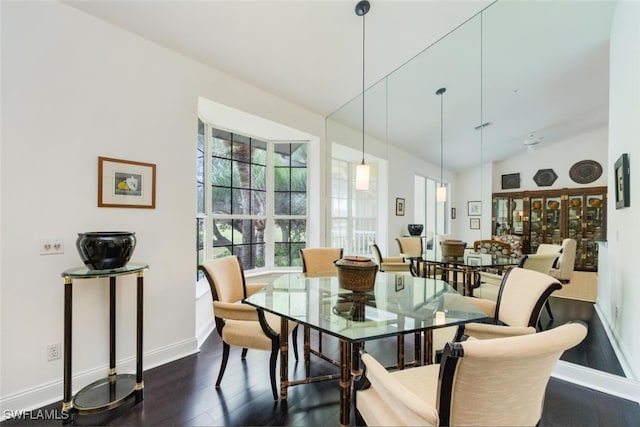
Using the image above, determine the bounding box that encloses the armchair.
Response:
[457,266,562,340]
[519,252,562,322]
[370,242,409,272]
[300,247,343,274]
[355,322,588,426]
[395,236,423,258]
[537,238,577,282]
[199,255,298,400]
[472,239,511,257]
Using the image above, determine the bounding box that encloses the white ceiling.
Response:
[63,0,617,171]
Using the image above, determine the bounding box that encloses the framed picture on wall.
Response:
[98,156,156,208]
[396,198,405,216]
[470,218,480,230]
[467,201,481,216]
[615,153,630,209]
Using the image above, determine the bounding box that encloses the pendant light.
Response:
[436,87,447,202]
[355,0,370,191]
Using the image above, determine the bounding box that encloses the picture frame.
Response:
[501,173,520,189]
[98,156,156,208]
[615,153,630,209]
[451,207,456,219]
[395,198,405,216]
[467,201,482,216]
[466,255,482,266]
[470,218,481,230]
[395,274,405,292]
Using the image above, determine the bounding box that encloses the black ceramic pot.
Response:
[407,224,424,236]
[76,232,136,270]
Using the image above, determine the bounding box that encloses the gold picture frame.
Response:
[98,156,156,208]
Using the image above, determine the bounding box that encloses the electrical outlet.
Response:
[47,343,61,361]
[40,238,64,255]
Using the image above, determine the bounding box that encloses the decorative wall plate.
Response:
[533,168,558,187]
[570,160,602,184]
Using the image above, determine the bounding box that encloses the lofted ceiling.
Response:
[63,0,616,171]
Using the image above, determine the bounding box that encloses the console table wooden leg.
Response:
[62,277,73,422]
[135,271,144,402]
[109,277,117,378]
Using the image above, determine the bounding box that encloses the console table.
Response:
[60,263,148,421]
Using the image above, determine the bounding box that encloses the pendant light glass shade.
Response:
[355,0,370,191]
[437,185,447,202]
[356,161,370,190]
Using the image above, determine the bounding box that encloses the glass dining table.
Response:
[244,271,488,426]
[409,252,521,296]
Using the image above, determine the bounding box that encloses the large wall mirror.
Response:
[326,0,628,384]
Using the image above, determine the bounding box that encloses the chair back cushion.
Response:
[495,267,561,327]
[300,247,343,273]
[396,237,423,257]
[370,243,383,265]
[441,322,587,426]
[199,256,246,303]
[519,253,559,274]
[555,238,577,280]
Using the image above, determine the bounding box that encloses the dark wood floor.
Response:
[3,298,639,426]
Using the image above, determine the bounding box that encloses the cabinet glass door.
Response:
[494,197,509,236]
[511,198,524,234]
[584,194,605,270]
[545,196,562,245]
[567,195,584,268]
[530,197,543,252]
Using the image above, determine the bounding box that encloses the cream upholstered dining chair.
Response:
[395,236,423,259]
[355,322,588,426]
[537,238,577,283]
[299,247,343,361]
[455,266,562,341]
[199,255,299,400]
[519,252,562,323]
[370,242,410,272]
[299,247,343,274]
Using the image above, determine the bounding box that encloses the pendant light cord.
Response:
[361,9,366,164]
[439,90,444,186]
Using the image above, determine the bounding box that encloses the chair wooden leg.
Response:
[241,348,248,359]
[269,342,279,400]
[216,342,230,388]
[292,324,299,361]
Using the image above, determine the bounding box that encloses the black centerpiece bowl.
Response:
[407,224,424,236]
[76,232,136,270]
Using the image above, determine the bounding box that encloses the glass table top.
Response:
[244,272,488,342]
[420,252,520,267]
[62,263,149,278]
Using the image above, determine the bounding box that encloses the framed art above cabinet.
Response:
[492,186,607,271]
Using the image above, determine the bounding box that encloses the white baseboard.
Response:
[552,360,640,404]
[0,338,198,421]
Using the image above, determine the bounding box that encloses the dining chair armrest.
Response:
[359,353,439,426]
[246,283,267,297]
[464,296,497,317]
[213,301,259,321]
[461,323,536,340]
[385,256,406,263]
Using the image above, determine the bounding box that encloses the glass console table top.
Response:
[62,263,149,278]
[72,374,137,414]
[244,272,488,342]
[420,252,520,267]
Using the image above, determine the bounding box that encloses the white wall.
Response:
[601,0,640,380]
[0,0,325,412]
[492,127,609,193]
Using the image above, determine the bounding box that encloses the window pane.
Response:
[291,168,307,191]
[251,190,266,215]
[211,157,231,186]
[212,186,231,214]
[212,130,231,158]
[291,192,306,215]
[274,192,290,215]
[252,164,266,190]
[232,160,252,189]
[274,167,290,191]
[232,188,251,215]
[291,144,307,166]
[212,219,233,251]
[252,140,267,165]
[290,219,307,242]
[274,144,290,167]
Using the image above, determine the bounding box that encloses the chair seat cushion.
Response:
[357,363,440,426]
[221,311,296,351]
